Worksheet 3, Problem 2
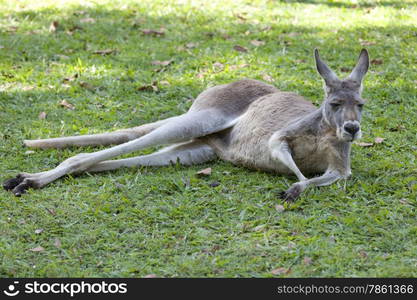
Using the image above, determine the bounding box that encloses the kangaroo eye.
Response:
[330,103,341,108]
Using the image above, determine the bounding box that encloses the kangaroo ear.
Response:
[314,49,339,87]
[348,48,369,84]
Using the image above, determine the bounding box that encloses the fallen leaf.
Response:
[399,198,410,205]
[356,142,373,147]
[359,250,368,258]
[144,274,157,278]
[222,33,231,40]
[229,63,249,71]
[250,39,265,47]
[63,73,78,83]
[92,49,116,55]
[59,99,75,110]
[185,42,197,49]
[46,208,56,216]
[22,86,35,91]
[141,28,165,36]
[253,224,266,232]
[359,39,376,46]
[30,246,45,252]
[79,81,95,91]
[235,13,247,21]
[213,62,224,72]
[303,256,313,265]
[262,25,272,31]
[151,60,173,66]
[340,67,351,73]
[49,21,59,33]
[137,82,158,92]
[196,167,212,176]
[67,25,83,35]
[374,137,384,144]
[275,204,285,213]
[7,26,18,33]
[54,238,62,248]
[35,229,43,234]
[80,17,95,23]
[233,45,248,53]
[271,267,290,275]
[25,150,35,155]
[371,58,383,65]
[262,74,274,82]
[38,111,47,119]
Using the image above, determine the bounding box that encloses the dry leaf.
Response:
[54,238,62,248]
[303,256,313,265]
[399,198,410,205]
[79,81,95,91]
[137,82,158,92]
[141,28,165,36]
[356,142,373,147]
[222,33,231,40]
[340,67,351,73]
[371,58,383,65]
[359,39,376,46]
[151,60,173,66]
[262,25,272,31]
[46,208,56,216]
[271,267,290,275]
[250,40,265,47]
[275,204,285,213]
[229,63,249,71]
[92,49,115,55]
[22,86,35,91]
[186,42,197,49]
[63,73,78,83]
[80,17,95,23]
[144,274,157,278]
[262,74,274,82]
[35,229,43,234]
[196,167,212,176]
[235,13,247,21]
[59,99,75,110]
[233,45,248,53]
[49,21,59,33]
[374,137,385,144]
[359,250,368,258]
[213,62,224,72]
[30,246,45,252]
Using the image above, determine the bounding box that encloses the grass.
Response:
[0,0,416,277]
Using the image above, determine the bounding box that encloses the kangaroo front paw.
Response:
[279,183,304,202]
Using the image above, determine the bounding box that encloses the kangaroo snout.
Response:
[341,120,361,141]
[343,122,360,135]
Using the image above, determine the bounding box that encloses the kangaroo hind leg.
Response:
[4,109,236,196]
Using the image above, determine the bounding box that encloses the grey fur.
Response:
[3,49,369,201]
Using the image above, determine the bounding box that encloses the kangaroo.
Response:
[3,49,369,201]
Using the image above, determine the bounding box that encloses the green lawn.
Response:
[0,0,416,277]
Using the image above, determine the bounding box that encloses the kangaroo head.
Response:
[314,49,369,142]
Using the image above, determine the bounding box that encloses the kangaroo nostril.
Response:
[344,123,359,135]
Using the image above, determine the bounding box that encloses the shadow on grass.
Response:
[283,0,416,8]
